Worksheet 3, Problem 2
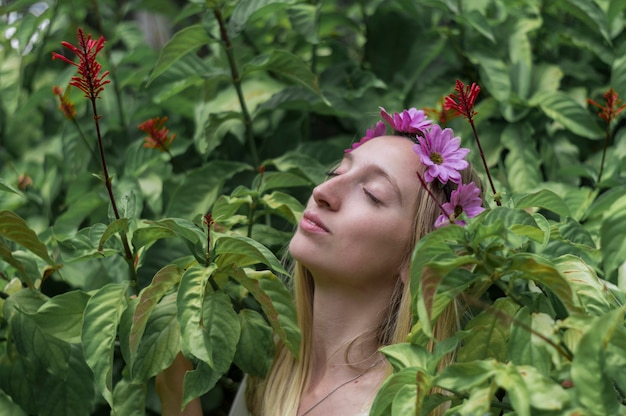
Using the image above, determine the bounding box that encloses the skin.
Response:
[290,136,422,416]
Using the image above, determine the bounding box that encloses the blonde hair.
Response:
[247,145,483,416]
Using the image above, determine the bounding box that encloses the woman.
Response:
[158,109,483,416]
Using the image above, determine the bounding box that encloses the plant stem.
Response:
[90,99,137,291]
[213,8,259,167]
[597,122,610,185]
[416,172,454,223]
[468,118,500,205]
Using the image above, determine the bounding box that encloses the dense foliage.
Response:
[1,0,625,415]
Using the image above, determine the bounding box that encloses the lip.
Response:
[299,211,331,234]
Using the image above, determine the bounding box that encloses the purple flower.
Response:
[414,124,469,184]
[380,107,432,134]
[435,182,484,228]
[345,121,386,153]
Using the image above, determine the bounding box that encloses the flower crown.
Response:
[346,107,484,228]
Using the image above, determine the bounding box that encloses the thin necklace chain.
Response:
[298,359,383,416]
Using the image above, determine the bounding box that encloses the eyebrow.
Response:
[343,153,404,205]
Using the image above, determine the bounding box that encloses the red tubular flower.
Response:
[52,28,110,101]
[138,116,176,152]
[52,85,77,119]
[444,80,481,120]
[587,88,626,123]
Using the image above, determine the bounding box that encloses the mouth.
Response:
[300,212,330,233]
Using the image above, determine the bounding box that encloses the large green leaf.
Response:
[147,25,213,84]
[30,290,90,344]
[0,210,57,266]
[493,363,531,416]
[234,309,274,377]
[242,49,320,94]
[512,189,571,218]
[193,111,244,157]
[177,265,240,372]
[132,293,181,381]
[532,91,604,139]
[228,267,300,358]
[570,308,624,415]
[599,194,626,279]
[370,367,419,416]
[129,264,183,359]
[97,218,129,251]
[228,0,296,37]
[435,359,497,392]
[260,191,304,224]
[132,218,205,252]
[508,307,554,376]
[111,377,146,416]
[215,234,288,275]
[182,360,221,410]
[82,283,129,406]
[457,298,518,362]
[164,161,250,220]
[501,123,542,193]
[517,365,571,411]
[38,344,96,416]
[379,342,430,372]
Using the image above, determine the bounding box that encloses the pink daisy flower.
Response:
[414,124,469,184]
[435,182,484,228]
[345,121,386,152]
[379,107,432,134]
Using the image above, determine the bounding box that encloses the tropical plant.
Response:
[1,0,625,415]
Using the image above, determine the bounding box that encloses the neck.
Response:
[306,281,394,385]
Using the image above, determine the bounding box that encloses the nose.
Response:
[312,178,341,210]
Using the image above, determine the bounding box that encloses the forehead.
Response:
[350,135,421,190]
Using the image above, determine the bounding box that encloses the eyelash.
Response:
[325,170,382,205]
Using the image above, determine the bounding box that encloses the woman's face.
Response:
[289,135,421,289]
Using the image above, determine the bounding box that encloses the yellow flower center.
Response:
[430,152,443,165]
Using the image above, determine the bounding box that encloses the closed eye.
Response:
[363,188,382,205]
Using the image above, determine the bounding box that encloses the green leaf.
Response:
[435,359,498,392]
[132,293,181,381]
[570,308,624,415]
[215,234,288,275]
[97,218,129,251]
[132,218,204,252]
[493,363,530,416]
[228,0,295,37]
[234,309,274,377]
[165,161,250,220]
[0,239,31,286]
[182,360,221,410]
[0,389,27,416]
[178,266,240,372]
[129,264,183,359]
[518,365,570,411]
[38,344,96,416]
[501,124,542,193]
[0,210,57,266]
[229,267,300,358]
[507,307,554,376]
[111,378,146,416]
[30,290,90,343]
[458,9,495,43]
[260,191,304,224]
[600,194,626,278]
[555,255,619,315]
[287,4,319,44]
[82,283,129,406]
[533,91,604,139]
[457,298,519,362]
[513,189,571,218]
[0,178,22,195]
[4,291,71,378]
[258,171,313,192]
[370,367,419,416]
[194,111,244,157]
[147,25,213,85]
[379,342,430,372]
[242,49,320,94]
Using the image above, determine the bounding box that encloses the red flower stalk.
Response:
[138,117,176,153]
[587,88,626,123]
[52,28,110,101]
[52,85,77,119]
[444,80,481,121]
[587,88,626,185]
[424,97,460,126]
[445,80,500,205]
